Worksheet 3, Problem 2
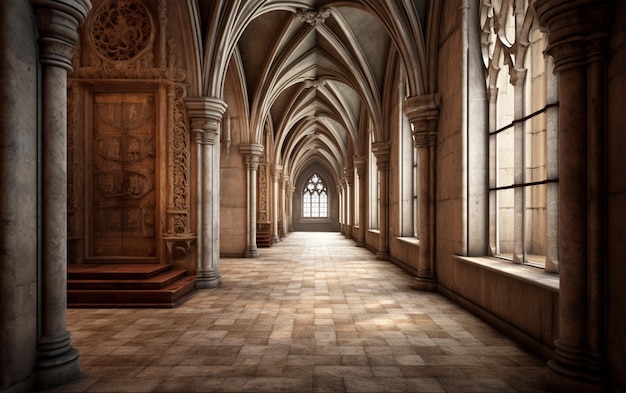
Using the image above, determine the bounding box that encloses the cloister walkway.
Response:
[42,232,548,392]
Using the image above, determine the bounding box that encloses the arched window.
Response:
[302,173,328,218]
[481,0,559,272]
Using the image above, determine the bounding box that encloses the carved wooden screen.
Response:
[90,92,157,258]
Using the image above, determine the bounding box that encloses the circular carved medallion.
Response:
[89,0,154,62]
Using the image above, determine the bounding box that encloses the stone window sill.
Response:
[299,218,332,224]
[396,236,419,246]
[453,255,559,293]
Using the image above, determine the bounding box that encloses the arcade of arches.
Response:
[1,0,625,392]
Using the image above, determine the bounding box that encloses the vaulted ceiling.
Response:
[195,1,435,185]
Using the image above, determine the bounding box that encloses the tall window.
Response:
[302,173,328,218]
[400,114,416,238]
[369,131,379,229]
[482,0,558,272]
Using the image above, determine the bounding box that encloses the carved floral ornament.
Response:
[89,0,155,62]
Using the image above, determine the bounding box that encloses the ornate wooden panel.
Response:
[91,92,157,257]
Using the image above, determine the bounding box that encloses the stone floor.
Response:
[41,232,549,392]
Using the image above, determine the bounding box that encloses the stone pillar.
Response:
[534,1,611,391]
[289,185,296,232]
[281,174,289,238]
[271,165,282,243]
[29,0,90,388]
[185,97,227,289]
[240,144,264,257]
[336,184,343,231]
[354,156,366,247]
[372,142,390,260]
[345,170,355,239]
[404,93,441,291]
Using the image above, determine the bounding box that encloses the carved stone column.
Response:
[240,144,264,257]
[404,93,441,291]
[289,185,296,232]
[281,173,289,238]
[185,97,227,289]
[372,142,390,260]
[345,170,354,239]
[30,0,90,388]
[354,156,366,247]
[271,165,282,243]
[533,1,611,391]
[338,178,345,235]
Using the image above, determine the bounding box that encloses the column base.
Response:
[414,276,437,292]
[547,341,606,393]
[356,240,365,247]
[196,277,222,289]
[244,248,260,258]
[376,251,389,260]
[547,359,606,393]
[36,345,80,390]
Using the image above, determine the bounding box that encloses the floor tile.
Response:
[39,232,548,393]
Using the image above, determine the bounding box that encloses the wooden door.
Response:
[90,92,157,259]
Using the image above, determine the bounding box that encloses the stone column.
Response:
[271,165,282,243]
[289,185,296,232]
[30,0,90,388]
[354,156,366,247]
[240,144,264,257]
[372,142,390,260]
[534,1,611,391]
[345,170,355,239]
[404,94,441,291]
[339,178,347,235]
[281,173,289,238]
[185,97,227,289]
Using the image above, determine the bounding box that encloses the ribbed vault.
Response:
[197,0,433,189]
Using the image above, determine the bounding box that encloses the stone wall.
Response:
[607,1,626,388]
[0,2,40,392]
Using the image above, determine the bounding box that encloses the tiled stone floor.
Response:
[41,232,548,392]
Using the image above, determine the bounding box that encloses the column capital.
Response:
[344,170,354,186]
[372,141,391,170]
[271,165,283,181]
[533,0,611,71]
[239,143,264,170]
[30,0,91,71]
[404,93,441,147]
[185,97,227,144]
[353,155,366,178]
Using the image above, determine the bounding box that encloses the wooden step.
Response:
[67,264,197,308]
[68,268,187,290]
[68,263,171,280]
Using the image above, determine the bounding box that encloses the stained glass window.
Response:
[302,173,328,218]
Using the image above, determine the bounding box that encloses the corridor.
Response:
[43,233,548,392]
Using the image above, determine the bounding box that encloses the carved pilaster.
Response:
[533,1,611,391]
[240,144,264,257]
[404,93,441,291]
[30,0,91,389]
[371,141,390,259]
[184,97,226,288]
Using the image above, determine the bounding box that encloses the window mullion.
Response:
[513,70,527,264]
